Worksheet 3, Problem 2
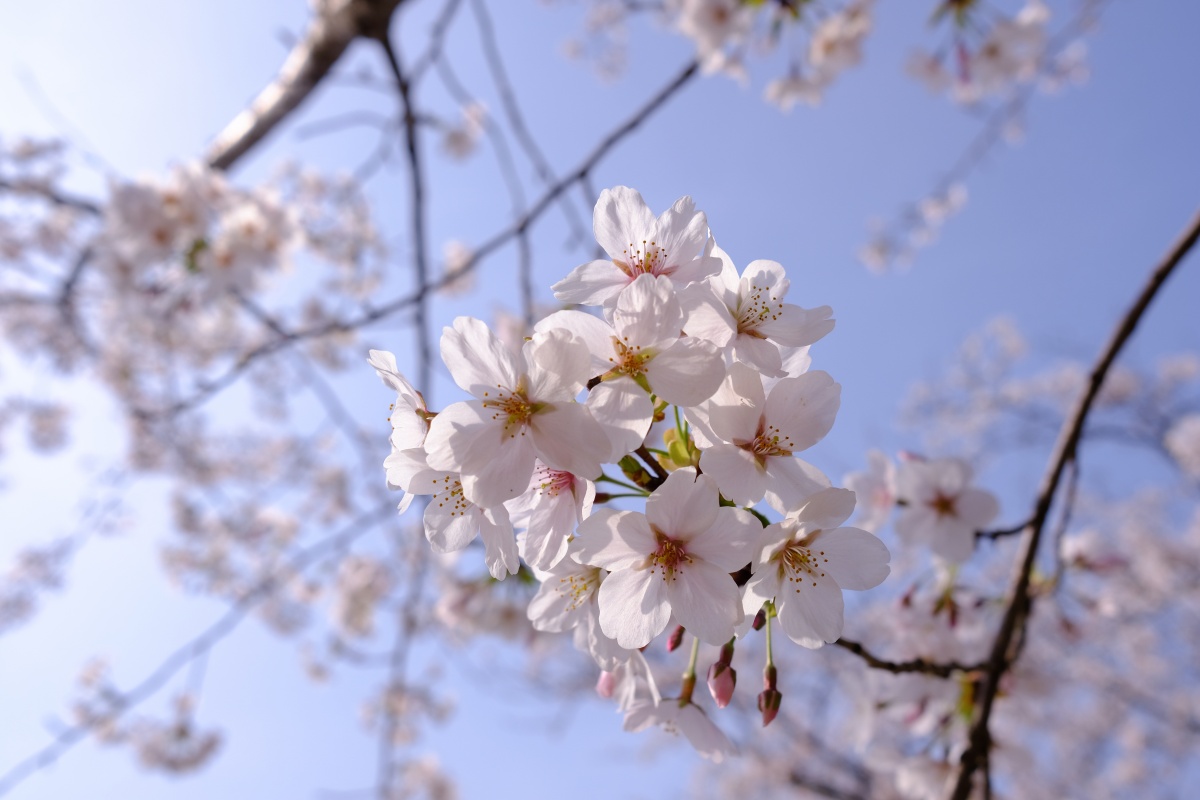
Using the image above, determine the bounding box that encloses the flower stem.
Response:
[765,601,776,669]
[680,636,701,704]
[596,474,647,494]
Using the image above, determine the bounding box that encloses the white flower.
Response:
[527,553,626,670]
[424,317,610,507]
[539,274,725,460]
[552,186,719,307]
[764,73,825,111]
[623,698,736,762]
[894,458,999,563]
[384,449,518,580]
[511,461,596,571]
[369,349,431,514]
[675,0,753,75]
[844,449,896,533]
[1165,413,1200,479]
[572,468,760,648]
[742,487,890,648]
[682,244,834,377]
[688,363,838,513]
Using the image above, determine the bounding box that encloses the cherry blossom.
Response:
[623,698,736,763]
[742,487,890,648]
[538,274,725,460]
[551,186,719,307]
[687,362,838,513]
[573,468,760,648]
[682,245,834,377]
[423,317,609,507]
[894,457,1000,563]
[510,461,596,571]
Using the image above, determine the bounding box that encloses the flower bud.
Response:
[758,688,782,727]
[707,662,736,708]
[665,625,685,652]
[751,608,767,631]
[595,670,616,699]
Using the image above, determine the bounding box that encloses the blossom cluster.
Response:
[373,185,894,757]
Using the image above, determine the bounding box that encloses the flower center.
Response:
[778,539,829,591]
[735,281,783,338]
[432,474,471,517]
[609,336,653,378]
[650,531,691,579]
[745,421,794,462]
[928,492,958,518]
[553,568,599,614]
[618,239,672,278]
[535,465,575,498]
[481,380,538,437]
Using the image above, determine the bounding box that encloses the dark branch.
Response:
[947,206,1200,800]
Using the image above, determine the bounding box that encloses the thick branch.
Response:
[947,206,1200,800]
[205,0,406,171]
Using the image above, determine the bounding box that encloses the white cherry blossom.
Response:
[526,552,626,670]
[688,362,838,513]
[369,349,431,514]
[551,186,719,307]
[623,698,736,762]
[682,245,834,377]
[894,457,1000,563]
[538,274,725,460]
[742,487,890,648]
[510,461,596,571]
[383,448,518,580]
[423,317,609,507]
[573,468,760,648]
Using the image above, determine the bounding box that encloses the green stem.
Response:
[680,636,701,704]
[765,601,776,669]
[598,492,651,501]
[596,474,646,494]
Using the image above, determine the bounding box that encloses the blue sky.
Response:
[1,0,1198,798]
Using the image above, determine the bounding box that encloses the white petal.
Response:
[813,526,891,591]
[665,560,741,645]
[777,572,844,647]
[574,509,655,570]
[479,505,518,579]
[705,362,765,443]
[529,403,608,480]
[519,491,578,571]
[645,468,718,540]
[792,486,857,531]
[598,567,670,649]
[613,273,684,350]
[686,507,763,571]
[764,370,841,451]
[440,317,521,398]
[957,488,1000,529]
[424,503,478,553]
[653,194,708,267]
[586,379,653,462]
[526,328,591,399]
[644,338,725,407]
[763,457,831,514]
[534,309,614,372]
[680,283,736,347]
[757,303,835,347]
[698,444,766,506]
[593,186,656,261]
[551,258,630,306]
[460,430,536,507]
[732,334,785,377]
[423,401,500,474]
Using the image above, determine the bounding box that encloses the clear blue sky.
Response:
[1,1,1198,798]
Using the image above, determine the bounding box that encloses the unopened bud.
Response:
[758,688,782,727]
[707,662,736,708]
[665,625,685,652]
[595,670,616,699]
[751,608,767,631]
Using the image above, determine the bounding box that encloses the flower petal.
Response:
[664,559,741,645]
[645,469,719,540]
[813,526,891,591]
[698,443,766,506]
[598,567,670,649]
[644,338,725,407]
[439,316,522,398]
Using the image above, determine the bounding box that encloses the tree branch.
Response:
[205,0,407,172]
[947,206,1200,800]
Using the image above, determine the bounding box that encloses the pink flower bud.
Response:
[758,688,782,727]
[665,625,685,652]
[751,608,767,631]
[707,662,737,708]
[595,670,616,699]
